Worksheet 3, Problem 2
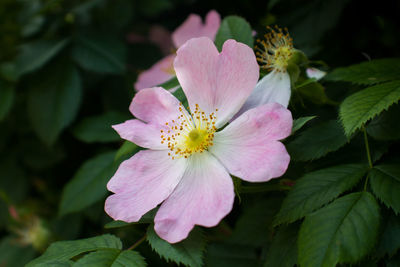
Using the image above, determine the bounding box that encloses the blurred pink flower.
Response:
[127,25,173,55]
[105,37,292,243]
[134,10,221,91]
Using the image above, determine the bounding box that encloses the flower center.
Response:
[255,25,294,72]
[160,104,217,159]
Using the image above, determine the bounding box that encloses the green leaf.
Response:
[298,192,380,267]
[104,208,157,229]
[264,223,299,267]
[215,16,253,51]
[291,116,316,134]
[0,237,36,267]
[72,111,129,143]
[27,62,82,146]
[59,151,116,216]
[339,80,400,137]
[115,141,140,161]
[286,120,348,161]
[0,81,14,121]
[297,82,332,105]
[274,164,368,225]
[26,234,122,267]
[325,58,400,85]
[74,249,146,267]
[146,226,206,267]
[0,62,19,82]
[16,39,69,76]
[370,164,400,214]
[72,34,126,74]
[112,251,147,267]
[376,211,400,257]
[34,261,72,267]
[205,242,259,267]
[367,104,400,140]
[158,76,179,90]
[172,87,188,107]
[230,198,282,246]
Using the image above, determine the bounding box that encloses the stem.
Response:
[362,126,373,169]
[364,173,370,191]
[126,235,146,251]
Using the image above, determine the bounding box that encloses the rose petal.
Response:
[112,119,165,150]
[172,10,221,48]
[154,152,234,243]
[134,55,176,91]
[149,25,174,55]
[129,87,183,125]
[174,37,259,127]
[105,150,187,222]
[210,103,292,182]
[203,10,221,41]
[235,70,291,118]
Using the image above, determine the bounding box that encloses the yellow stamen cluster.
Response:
[255,25,294,72]
[160,103,217,159]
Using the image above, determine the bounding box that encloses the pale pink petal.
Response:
[210,103,292,182]
[174,37,259,127]
[202,10,221,41]
[235,70,291,118]
[149,25,173,55]
[172,10,221,48]
[112,119,165,150]
[129,87,183,126]
[105,150,187,222]
[134,55,175,91]
[306,67,326,81]
[154,152,234,243]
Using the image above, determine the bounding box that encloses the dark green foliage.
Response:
[59,151,117,216]
[72,111,129,143]
[339,81,400,137]
[0,81,14,121]
[27,234,122,266]
[71,33,126,74]
[15,39,70,76]
[274,164,368,225]
[298,192,380,267]
[376,211,400,257]
[287,120,348,161]
[27,62,82,146]
[291,116,316,134]
[367,104,400,140]
[264,223,298,267]
[73,249,147,267]
[325,58,400,85]
[370,164,400,214]
[146,226,206,267]
[205,242,259,267]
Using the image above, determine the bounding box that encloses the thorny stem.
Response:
[126,234,147,251]
[362,126,373,191]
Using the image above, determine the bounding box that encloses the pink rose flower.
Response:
[134,10,221,91]
[105,37,293,243]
